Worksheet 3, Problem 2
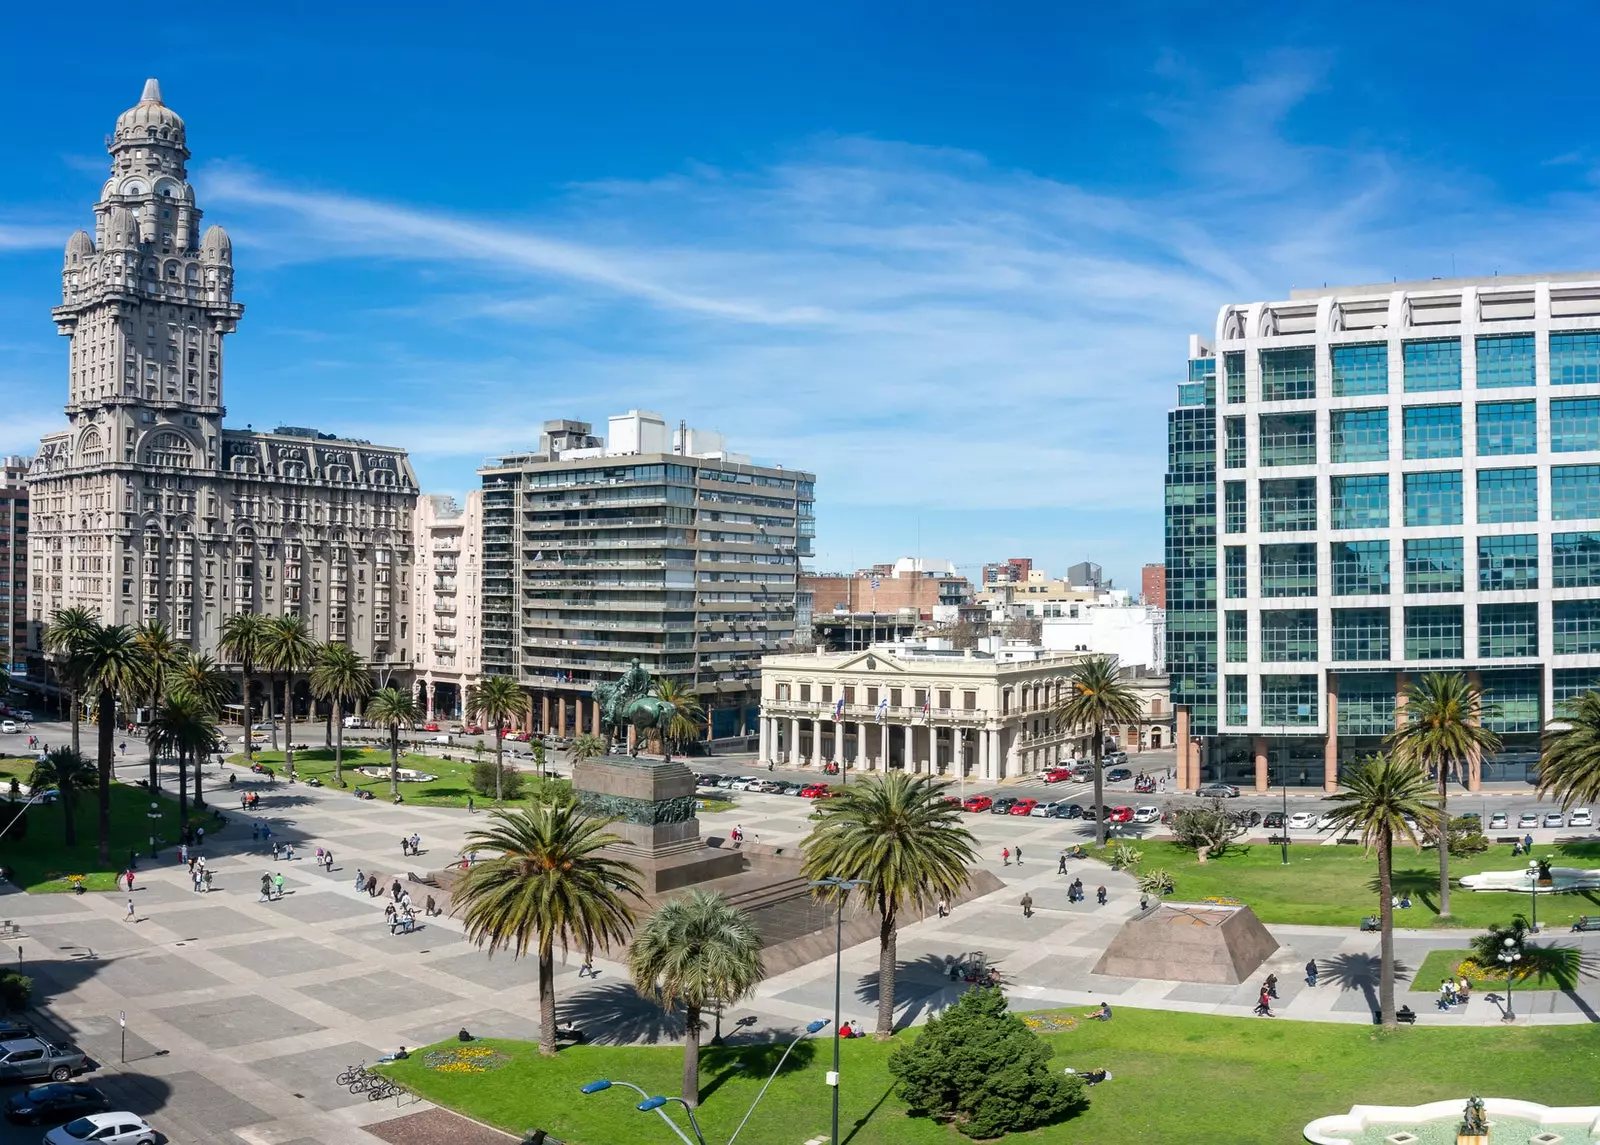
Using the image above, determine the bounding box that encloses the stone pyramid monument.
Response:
[1092,902,1278,984]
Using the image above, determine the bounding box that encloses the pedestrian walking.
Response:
[274,873,285,900]
[1058,853,1067,875]
[316,847,324,865]
[1255,988,1274,1017]
[355,869,365,892]
[400,837,410,857]
[1096,885,1108,906]
[401,891,412,912]
[180,843,189,865]
[1021,893,1034,919]
[203,869,213,892]
[410,833,421,855]
[124,870,135,892]
[391,879,402,902]
[1140,893,1150,911]
[1305,958,1319,987]
[1002,847,1011,867]
[937,899,949,919]
[1015,844,1023,865]
[366,874,379,897]
[284,844,294,862]
[425,894,437,917]
[262,825,272,842]
[384,903,397,927]
[259,873,272,902]
[196,825,205,846]
[125,898,136,921]
[272,842,281,862]
[467,795,474,814]
[1265,973,1279,999]
[324,849,334,872]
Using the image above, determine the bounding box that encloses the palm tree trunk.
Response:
[333,700,345,786]
[96,689,114,864]
[682,1003,702,1106]
[69,691,80,757]
[538,945,557,1057]
[284,675,296,779]
[194,744,206,810]
[494,721,504,802]
[874,900,897,1038]
[1378,829,1396,1027]
[147,680,163,793]
[389,726,400,798]
[177,749,189,833]
[1436,768,1452,918]
[324,704,332,748]
[1092,719,1106,847]
[241,667,253,769]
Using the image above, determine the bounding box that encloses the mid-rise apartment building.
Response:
[0,458,30,677]
[1167,273,1600,792]
[479,411,814,740]
[1142,562,1167,608]
[413,492,483,719]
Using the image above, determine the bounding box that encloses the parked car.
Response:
[1489,811,1509,830]
[1008,799,1038,816]
[1288,811,1316,830]
[1571,808,1593,828]
[1263,811,1286,829]
[1081,804,1105,821]
[0,1039,85,1083]
[756,779,787,794]
[4,1083,109,1126]
[1132,805,1160,824]
[44,1114,156,1145]
[798,783,831,798]
[1047,801,1084,820]
[1106,767,1132,782]
[1198,783,1240,798]
[990,796,1019,815]
[1544,812,1565,829]
[1106,806,1134,824]
[13,711,31,723]
[1105,751,1128,765]
[962,795,994,813]
[1042,767,1074,784]
[1518,812,1540,829]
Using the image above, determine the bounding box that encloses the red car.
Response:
[1107,805,1134,824]
[1043,768,1074,784]
[962,795,993,813]
[462,724,484,735]
[423,723,440,732]
[799,783,831,799]
[1008,798,1038,816]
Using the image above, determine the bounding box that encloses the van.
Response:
[343,715,367,729]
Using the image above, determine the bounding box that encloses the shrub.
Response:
[1108,842,1143,871]
[1169,799,1246,856]
[468,762,526,801]
[888,986,1086,1138]
[1136,869,1175,896]
[1444,816,1489,857]
[0,970,32,1012]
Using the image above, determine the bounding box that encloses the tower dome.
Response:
[112,79,186,151]
[104,206,139,250]
[64,230,95,264]
[200,224,232,264]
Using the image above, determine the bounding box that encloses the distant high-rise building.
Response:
[0,457,30,679]
[413,492,484,721]
[981,557,1032,585]
[1066,561,1104,590]
[1141,563,1167,608]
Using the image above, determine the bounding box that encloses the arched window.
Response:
[143,431,195,469]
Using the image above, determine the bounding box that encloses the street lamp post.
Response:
[809,876,868,1145]
[145,802,162,858]
[726,1019,829,1145]
[579,1080,702,1145]
[1497,936,1521,1021]
[1527,859,1540,933]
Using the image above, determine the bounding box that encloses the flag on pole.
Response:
[876,697,889,722]
[923,697,931,725]
[834,696,845,720]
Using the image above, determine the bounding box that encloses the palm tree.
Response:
[168,652,232,809]
[43,607,100,756]
[800,771,976,1038]
[365,687,417,797]
[149,693,217,832]
[218,612,268,770]
[1540,689,1600,809]
[1051,654,1144,846]
[568,733,608,767]
[27,748,97,847]
[452,804,643,1055]
[466,675,530,802]
[652,678,706,755]
[309,644,371,787]
[132,621,184,793]
[81,624,148,863]
[629,890,764,1105]
[260,614,317,779]
[1387,672,1502,919]
[1319,754,1442,1027]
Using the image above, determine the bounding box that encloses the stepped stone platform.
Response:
[1092,902,1278,984]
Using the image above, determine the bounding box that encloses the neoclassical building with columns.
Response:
[27,80,418,678]
[757,644,1090,780]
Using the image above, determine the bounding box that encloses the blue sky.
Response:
[6,2,1600,589]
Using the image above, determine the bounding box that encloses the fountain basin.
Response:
[1459,868,1600,893]
[1306,1100,1600,1144]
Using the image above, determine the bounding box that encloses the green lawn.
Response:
[224,748,567,810]
[1,757,231,892]
[1409,947,1585,993]
[1125,840,1600,930]
[378,1008,1600,1145]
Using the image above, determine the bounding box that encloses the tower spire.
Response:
[139,77,162,104]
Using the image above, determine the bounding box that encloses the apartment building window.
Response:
[1224,417,1246,469]
[1477,468,1539,524]
[1225,610,1248,663]
[1260,347,1317,402]
[1258,413,1316,467]
[1224,675,1249,726]
[1261,675,1319,725]
[1332,343,1388,397]
[1224,482,1247,534]
[1332,541,1390,596]
[1331,408,1389,463]
[1224,546,1247,598]
[1479,603,1539,659]
[1403,404,1463,459]
[1338,673,1397,734]
[1403,338,1462,392]
[1332,608,1390,661]
[1331,474,1389,529]
[1224,351,1246,404]
[1478,535,1539,591]
[1404,605,1464,660]
[1403,471,1464,526]
[1555,668,1600,705]
[1475,333,1536,388]
[1552,532,1600,588]
[1404,537,1464,594]
[1476,400,1538,456]
[1550,331,1600,386]
[1553,466,1600,520]
[1260,609,1318,662]
[1551,398,1600,452]
[799,684,811,702]
[1553,599,1600,655]
[1260,478,1317,532]
[1259,543,1317,597]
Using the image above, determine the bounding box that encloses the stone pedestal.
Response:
[573,756,743,893]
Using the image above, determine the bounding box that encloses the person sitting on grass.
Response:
[1087,1001,1112,1021]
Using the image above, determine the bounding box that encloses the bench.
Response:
[1374,1008,1417,1025]
[1495,836,1521,844]
[1337,837,1360,845]
[1573,916,1600,933]
[1267,834,1290,845]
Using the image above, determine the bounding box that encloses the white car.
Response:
[0,720,15,734]
[1132,805,1160,824]
[1288,811,1316,830]
[46,1113,156,1145]
[1571,808,1594,828]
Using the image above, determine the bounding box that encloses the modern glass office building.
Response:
[1166,275,1600,791]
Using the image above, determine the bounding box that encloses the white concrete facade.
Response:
[412,492,483,720]
[1038,597,1165,671]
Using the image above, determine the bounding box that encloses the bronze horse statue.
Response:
[593,659,680,761]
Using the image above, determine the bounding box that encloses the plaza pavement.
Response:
[0,748,1594,1144]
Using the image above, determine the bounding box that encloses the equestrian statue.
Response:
[593,659,682,762]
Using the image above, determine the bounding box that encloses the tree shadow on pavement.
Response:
[1321,951,1413,1014]
[853,953,961,1031]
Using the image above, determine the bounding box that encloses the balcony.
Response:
[434,620,457,635]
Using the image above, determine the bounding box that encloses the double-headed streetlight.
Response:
[1527,859,1542,933]
[146,801,163,857]
[808,875,868,1145]
[1497,936,1522,1021]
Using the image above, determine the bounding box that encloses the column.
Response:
[540,693,550,733]
[425,680,436,721]
[1324,675,1340,794]
[880,722,890,770]
[557,696,568,738]
[978,728,990,780]
[856,722,867,768]
[1175,705,1192,790]
[790,717,801,765]
[902,724,913,772]
[1253,735,1269,793]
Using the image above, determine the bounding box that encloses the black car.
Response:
[1081,804,1109,821]
[1106,768,1133,782]
[1047,802,1084,820]
[1263,812,1286,829]
[4,1082,109,1125]
[990,797,1019,815]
